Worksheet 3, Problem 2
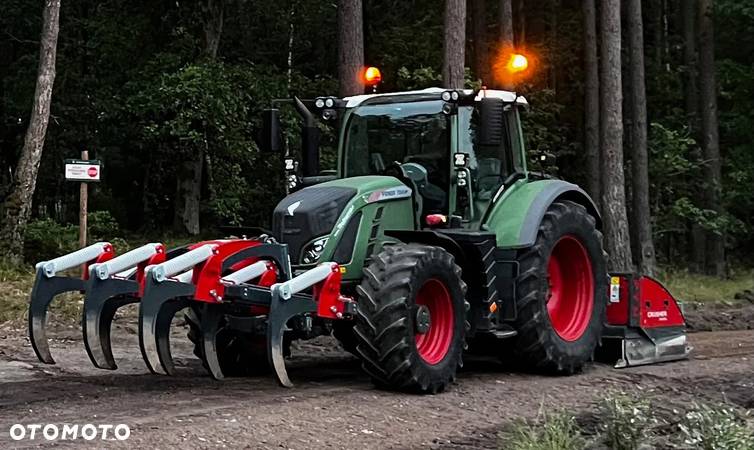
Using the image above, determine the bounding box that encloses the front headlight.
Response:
[302,236,329,264]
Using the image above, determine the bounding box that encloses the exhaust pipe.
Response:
[293,96,320,177]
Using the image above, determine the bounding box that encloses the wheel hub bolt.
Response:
[415,305,431,334]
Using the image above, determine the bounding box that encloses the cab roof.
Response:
[343,87,529,108]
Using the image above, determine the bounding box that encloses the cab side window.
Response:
[459,105,515,201]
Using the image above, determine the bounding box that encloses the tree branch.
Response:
[4,30,39,45]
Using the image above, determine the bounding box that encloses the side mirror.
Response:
[476,98,505,147]
[258,108,282,153]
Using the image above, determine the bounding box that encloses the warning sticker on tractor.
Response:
[64,159,101,182]
[609,276,621,303]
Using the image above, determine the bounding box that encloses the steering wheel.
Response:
[383,161,405,179]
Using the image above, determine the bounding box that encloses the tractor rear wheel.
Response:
[510,200,607,374]
[354,244,467,394]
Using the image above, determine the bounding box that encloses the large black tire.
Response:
[332,321,359,355]
[354,244,468,394]
[510,200,607,374]
[185,308,271,376]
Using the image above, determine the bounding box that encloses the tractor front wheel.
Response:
[510,200,607,374]
[354,244,467,394]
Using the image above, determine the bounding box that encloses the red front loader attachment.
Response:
[599,274,692,367]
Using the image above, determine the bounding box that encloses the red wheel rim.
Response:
[414,278,454,365]
[546,235,594,342]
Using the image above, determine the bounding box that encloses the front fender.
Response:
[483,180,601,249]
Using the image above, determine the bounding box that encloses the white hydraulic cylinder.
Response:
[174,270,193,283]
[36,242,111,278]
[149,244,216,283]
[91,243,162,280]
[220,261,270,285]
[272,262,337,300]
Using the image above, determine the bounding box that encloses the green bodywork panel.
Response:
[306,176,415,281]
[482,178,594,248]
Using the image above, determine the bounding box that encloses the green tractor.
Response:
[28,87,690,393]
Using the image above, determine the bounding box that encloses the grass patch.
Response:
[0,259,35,324]
[499,411,586,450]
[0,258,85,325]
[678,402,754,450]
[659,268,754,304]
[599,393,656,450]
[498,394,754,450]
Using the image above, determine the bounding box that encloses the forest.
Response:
[1,0,752,277]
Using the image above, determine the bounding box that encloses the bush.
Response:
[87,210,121,241]
[23,219,79,264]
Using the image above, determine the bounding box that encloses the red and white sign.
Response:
[65,160,101,182]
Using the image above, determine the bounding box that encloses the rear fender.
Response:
[484,180,601,248]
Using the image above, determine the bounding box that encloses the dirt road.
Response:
[0,323,752,449]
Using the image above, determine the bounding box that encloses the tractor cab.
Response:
[265,88,529,234]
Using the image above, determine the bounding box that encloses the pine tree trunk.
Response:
[599,0,633,272]
[499,0,513,45]
[682,0,706,271]
[337,0,364,96]
[202,0,224,59]
[443,0,467,89]
[582,0,600,210]
[697,0,725,277]
[173,0,224,235]
[548,0,560,92]
[627,0,656,276]
[497,0,514,90]
[471,0,489,84]
[173,155,203,235]
[515,0,525,46]
[0,0,61,260]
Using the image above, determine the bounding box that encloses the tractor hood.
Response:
[272,176,413,265]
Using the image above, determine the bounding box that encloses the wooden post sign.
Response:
[65,152,101,273]
[64,158,102,182]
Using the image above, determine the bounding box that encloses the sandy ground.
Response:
[0,310,752,450]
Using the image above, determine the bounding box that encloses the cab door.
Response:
[452,101,527,228]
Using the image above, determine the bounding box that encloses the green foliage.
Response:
[395,67,442,90]
[395,66,480,90]
[22,219,79,264]
[598,393,655,450]
[648,122,748,246]
[499,412,586,450]
[1,0,754,267]
[520,89,574,176]
[87,210,121,241]
[677,403,754,450]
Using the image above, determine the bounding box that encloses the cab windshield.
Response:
[343,100,449,184]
